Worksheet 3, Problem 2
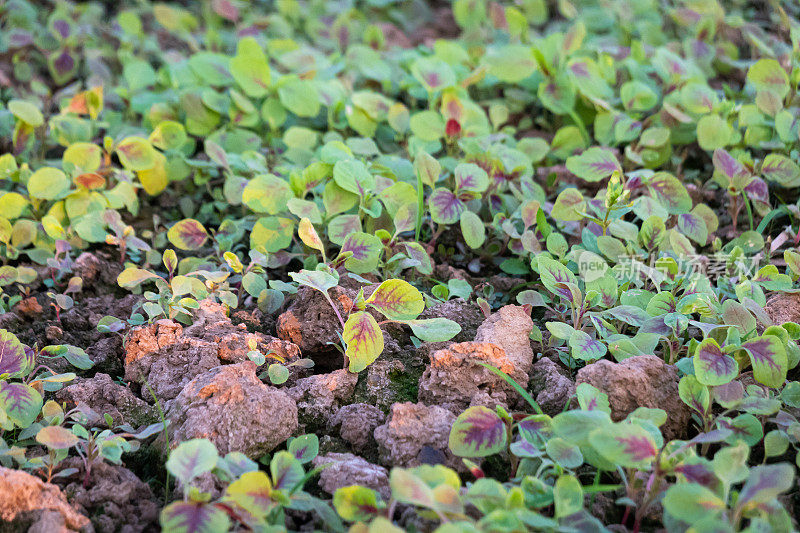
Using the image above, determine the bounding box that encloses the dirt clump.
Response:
[418,342,527,412]
[56,373,157,428]
[288,369,358,428]
[312,453,391,500]
[373,402,458,470]
[164,361,298,457]
[0,466,91,532]
[330,403,386,449]
[60,458,158,533]
[529,357,576,415]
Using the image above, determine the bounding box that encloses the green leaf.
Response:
[27,167,70,200]
[553,475,582,519]
[663,483,725,525]
[344,311,384,372]
[333,160,375,196]
[278,78,320,117]
[117,268,161,289]
[448,406,507,457]
[230,37,270,97]
[398,318,461,342]
[460,211,485,249]
[9,100,44,126]
[165,438,219,486]
[243,174,294,214]
[289,269,339,293]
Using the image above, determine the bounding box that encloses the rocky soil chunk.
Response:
[56,373,157,428]
[60,458,158,533]
[529,357,576,415]
[417,305,534,412]
[184,300,300,364]
[474,305,534,379]
[417,342,521,412]
[125,300,299,402]
[165,361,298,457]
[125,319,219,403]
[373,402,457,469]
[276,284,357,360]
[312,453,391,500]
[576,354,690,440]
[330,403,386,449]
[287,369,358,427]
[765,292,800,326]
[363,359,411,410]
[0,467,91,532]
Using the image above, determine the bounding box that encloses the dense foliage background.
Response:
[1,0,800,531]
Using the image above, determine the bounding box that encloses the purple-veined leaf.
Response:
[761,153,800,187]
[454,163,488,193]
[223,470,275,519]
[333,486,383,522]
[288,434,319,464]
[741,335,787,388]
[589,422,659,468]
[737,463,794,508]
[270,451,304,490]
[327,215,362,246]
[752,265,792,291]
[605,305,649,327]
[568,330,606,361]
[712,149,752,190]
[165,439,219,486]
[747,59,790,97]
[518,414,553,447]
[402,242,433,275]
[662,483,725,524]
[536,256,577,300]
[0,381,42,428]
[565,147,621,182]
[677,213,708,245]
[365,279,424,320]
[693,338,738,386]
[344,311,384,373]
[449,406,507,457]
[678,375,709,415]
[160,501,230,533]
[339,232,381,274]
[647,172,692,214]
[168,219,209,251]
[546,437,583,468]
[576,383,611,414]
[0,330,29,378]
[428,188,466,224]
